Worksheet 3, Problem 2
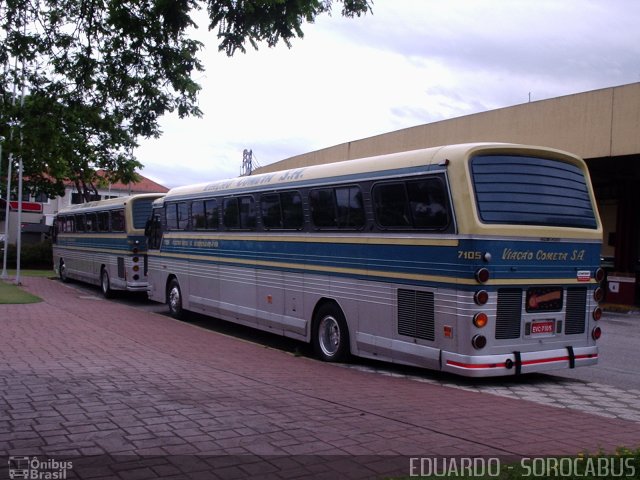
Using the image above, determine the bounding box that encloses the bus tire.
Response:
[59,260,69,283]
[312,302,350,362]
[167,278,184,319]
[101,268,114,299]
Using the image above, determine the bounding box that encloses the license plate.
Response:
[531,320,555,335]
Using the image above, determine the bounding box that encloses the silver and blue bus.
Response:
[145,143,603,377]
[53,193,164,297]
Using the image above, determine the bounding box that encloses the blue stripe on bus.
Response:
[56,235,148,252]
[154,237,600,287]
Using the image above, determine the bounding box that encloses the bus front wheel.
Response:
[312,303,350,362]
[59,260,68,283]
[167,279,184,319]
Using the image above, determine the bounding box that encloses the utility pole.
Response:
[241,149,253,176]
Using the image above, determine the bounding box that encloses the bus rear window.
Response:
[471,155,598,229]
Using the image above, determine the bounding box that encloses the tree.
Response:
[0,0,372,202]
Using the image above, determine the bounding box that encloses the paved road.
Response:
[1,277,639,479]
[553,311,640,389]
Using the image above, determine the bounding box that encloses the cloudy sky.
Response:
[134,0,640,188]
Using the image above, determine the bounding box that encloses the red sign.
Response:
[9,201,42,213]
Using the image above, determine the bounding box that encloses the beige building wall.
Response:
[256,82,640,173]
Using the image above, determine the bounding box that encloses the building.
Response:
[1,172,169,245]
[255,82,640,304]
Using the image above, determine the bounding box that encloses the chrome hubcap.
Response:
[319,316,340,357]
[169,287,180,312]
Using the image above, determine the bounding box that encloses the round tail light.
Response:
[474,290,489,305]
[473,312,488,328]
[591,326,602,340]
[475,268,490,284]
[592,307,602,321]
[471,334,487,350]
[593,287,604,303]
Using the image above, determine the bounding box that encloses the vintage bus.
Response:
[53,193,164,297]
[145,143,603,377]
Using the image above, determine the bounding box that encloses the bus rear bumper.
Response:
[441,346,598,377]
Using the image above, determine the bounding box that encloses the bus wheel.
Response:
[167,279,184,319]
[312,303,350,362]
[101,268,113,299]
[59,260,69,283]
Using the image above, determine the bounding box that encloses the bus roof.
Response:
[160,143,586,202]
[57,193,165,216]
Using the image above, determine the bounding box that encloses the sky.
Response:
[134,0,640,189]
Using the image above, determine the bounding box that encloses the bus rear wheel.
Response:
[101,268,113,299]
[312,303,350,362]
[167,279,184,319]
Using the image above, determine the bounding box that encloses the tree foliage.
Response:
[0,0,372,202]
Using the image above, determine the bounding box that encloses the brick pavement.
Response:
[1,277,640,479]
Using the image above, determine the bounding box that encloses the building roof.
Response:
[64,170,169,194]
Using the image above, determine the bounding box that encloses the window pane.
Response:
[75,215,86,232]
[281,191,303,229]
[177,203,189,230]
[335,186,365,228]
[86,213,96,232]
[192,201,206,229]
[166,204,178,230]
[132,198,154,229]
[261,194,281,229]
[373,183,411,227]
[239,196,256,229]
[223,198,239,228]
[205,199,219,230]
[310,189,336,228]
[407,178,449,229]
[97,212,109,232]
[111,210,125,232]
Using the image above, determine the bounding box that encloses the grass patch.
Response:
[0,278,43,304]
[6,269,56,278]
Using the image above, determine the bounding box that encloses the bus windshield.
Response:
[470,155,598,229]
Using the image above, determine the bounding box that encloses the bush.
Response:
[2,240,53,269]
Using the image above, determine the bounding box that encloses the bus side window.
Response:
[193,199,219,230]
[260,191,303,230]
[224,196,255,230]
[205,199,219,230]
[407,178,449,229]
[97,212,109,232]
[335,186,364,228]
[192,201,206,229]
[261,194,282,229]
[75,214,86,233]
[111,209,125,232]
[281,191,303,229]
[177,203,189,230]
[145,209,163,249]
[86,213,96,232]
[309,188,336,228]
[373,182,411,228]
[310,186,364,229]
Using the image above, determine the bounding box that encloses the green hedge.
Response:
[1,240,53,269]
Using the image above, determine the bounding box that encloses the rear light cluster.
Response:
[132,241,141,281]
[471,286,489,350]
[468,266,606,349]
[591,267,604,341]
